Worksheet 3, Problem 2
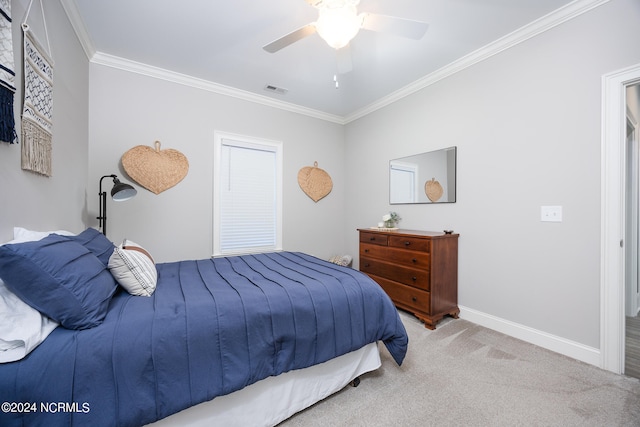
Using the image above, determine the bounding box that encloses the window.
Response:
[213,132,283,256]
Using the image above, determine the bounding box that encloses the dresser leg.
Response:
[423,321,436,330]
[416,310,460,329]
[414,314,437,329]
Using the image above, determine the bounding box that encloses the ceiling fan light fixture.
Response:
[315,5,361,50]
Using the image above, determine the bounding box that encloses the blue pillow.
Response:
[0,234,118,329]
[67,227,116,266]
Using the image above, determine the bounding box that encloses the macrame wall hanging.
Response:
[298,161,333,202]
[21,0,54,176]
[122,141,189,195]
[0,0,16,144]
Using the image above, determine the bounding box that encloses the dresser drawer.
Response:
[360,243,430,269]
[369,275,431,314]
[388,235,430,252]
[360,257,429,291]
[359,231,388,246]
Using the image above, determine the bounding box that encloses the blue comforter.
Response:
[0,252,407,427]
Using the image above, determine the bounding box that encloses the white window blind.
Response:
[214,133,282,256]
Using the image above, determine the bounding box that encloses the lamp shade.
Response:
[98,174,137,236]
[111,177,137,201]
[315,5,361,49]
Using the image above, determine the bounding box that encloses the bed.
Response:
[0,228,408,427]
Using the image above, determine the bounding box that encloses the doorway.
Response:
[625,83,640,379]
[602,63,640,375]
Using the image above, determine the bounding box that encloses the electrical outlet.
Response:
[541,206,562,222]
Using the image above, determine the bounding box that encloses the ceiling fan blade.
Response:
[361,13,428,40]
[263,24,317,53]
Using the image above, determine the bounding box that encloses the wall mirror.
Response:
[389,146,456,204]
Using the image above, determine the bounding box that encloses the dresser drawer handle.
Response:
[370,237,376,241]
[412,276,417,281]
[364,249,369,253]
[412,296,417,302]
[364,263,370,267]
[412,258,417,263]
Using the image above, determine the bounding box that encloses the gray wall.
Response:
[87,65,346,263]
[344,0,640,349]
[0,0,89,242]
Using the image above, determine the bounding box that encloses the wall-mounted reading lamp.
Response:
[97,174,137,236]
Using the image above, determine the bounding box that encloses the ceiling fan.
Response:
[263,0,429,53]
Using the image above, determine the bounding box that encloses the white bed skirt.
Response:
[148,342,381,427]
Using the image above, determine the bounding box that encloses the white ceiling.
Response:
[64,0,593,121]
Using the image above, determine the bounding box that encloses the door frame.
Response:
[601,63,640,373]
[627,107,640,318]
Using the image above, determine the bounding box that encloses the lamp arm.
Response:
[97,175,117,235]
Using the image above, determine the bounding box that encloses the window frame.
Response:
[213,131,283,257]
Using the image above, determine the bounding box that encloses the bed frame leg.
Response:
[350,377,360,387]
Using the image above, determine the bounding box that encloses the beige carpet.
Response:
[281,312,640,426]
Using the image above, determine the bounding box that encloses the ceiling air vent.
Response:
[264,84,288,95]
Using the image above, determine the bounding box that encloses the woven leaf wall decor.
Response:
[298,161,333,202]
[122,141,189,195]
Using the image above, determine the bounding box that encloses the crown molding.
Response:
[62,0,608,125]
[59,0,95,60]
[343,0,610,123]
[90,52,345,124]
[60,0,344,124]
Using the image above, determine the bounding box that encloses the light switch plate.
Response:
[541,206,562,222]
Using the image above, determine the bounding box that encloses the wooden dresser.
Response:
[358,228,459,329]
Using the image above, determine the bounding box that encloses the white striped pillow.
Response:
[108,240,157,296]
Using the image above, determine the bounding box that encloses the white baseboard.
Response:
[459,305,601,367]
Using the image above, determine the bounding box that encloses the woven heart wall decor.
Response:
[122,141,189,195]
[298,161,333,202]
[425,178,444,202]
